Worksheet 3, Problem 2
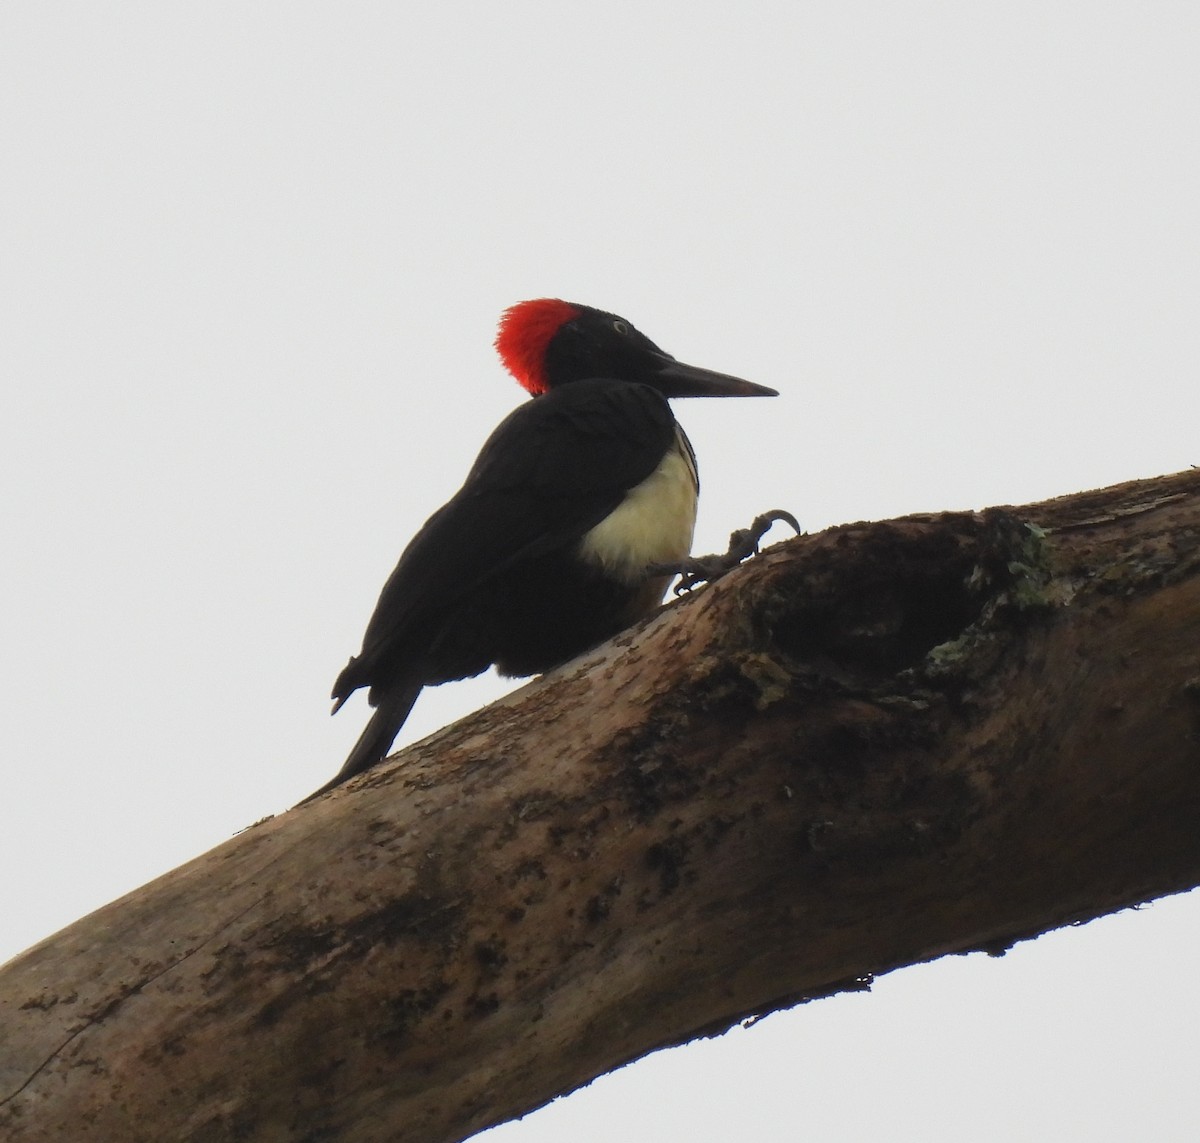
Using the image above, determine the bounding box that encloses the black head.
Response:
[496,299,777,399]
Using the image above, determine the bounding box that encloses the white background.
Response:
[3,3,1198,1140]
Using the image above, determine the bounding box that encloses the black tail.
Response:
[298,683,422,805]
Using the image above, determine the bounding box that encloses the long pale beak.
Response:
[652,357,778,398]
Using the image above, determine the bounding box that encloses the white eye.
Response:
[613,319,630,335]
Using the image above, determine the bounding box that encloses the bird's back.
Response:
[333,379,684,702]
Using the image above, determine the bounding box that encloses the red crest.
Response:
[494,299,581,394]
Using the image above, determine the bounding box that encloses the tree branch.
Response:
[3,469,1200,1143]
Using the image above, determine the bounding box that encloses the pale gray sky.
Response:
[3,3,1198,1140]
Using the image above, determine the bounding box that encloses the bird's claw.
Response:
[652,509,801,594]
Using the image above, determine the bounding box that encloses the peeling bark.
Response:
[3,469,1200,1143]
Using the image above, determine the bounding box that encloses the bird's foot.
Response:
[652,509,801,594]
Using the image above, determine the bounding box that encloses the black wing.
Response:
[334,379,676,702]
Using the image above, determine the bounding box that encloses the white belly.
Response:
[577,429,698,584]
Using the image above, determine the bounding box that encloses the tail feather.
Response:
[298,683,422,805]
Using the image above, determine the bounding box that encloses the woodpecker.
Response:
[307,299,777,801]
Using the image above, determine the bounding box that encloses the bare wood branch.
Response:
[3,469,1200,1143]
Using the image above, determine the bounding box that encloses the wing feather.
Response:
[334,380,676,702]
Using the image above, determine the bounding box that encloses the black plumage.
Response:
[304,301,774,802]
